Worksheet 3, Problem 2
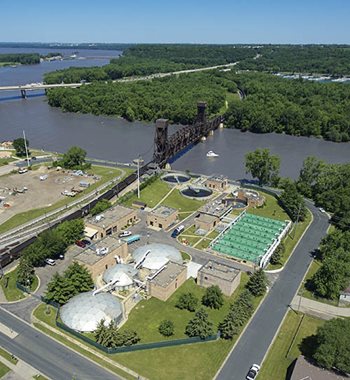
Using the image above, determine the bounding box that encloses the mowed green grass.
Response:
[123,178,171,208]
[0,347,18,365]
[258,311,324,380]
[0,362,10,378]
[248,192,290,221]
[0,267,39,302]
[161,189,205,214]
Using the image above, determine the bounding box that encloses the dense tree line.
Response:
[47,72,229,124]
[45,262,94,305]
[307,229,350,300]
[0,53,40,64]
[297,157,350,230]
[237,45,350,77]
[224,72,350,142]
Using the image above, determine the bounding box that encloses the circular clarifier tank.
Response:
[162,173,191,184]
[181,186,213,199]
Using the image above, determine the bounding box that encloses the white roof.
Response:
[84,226,98,238]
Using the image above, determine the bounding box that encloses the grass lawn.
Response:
[195,238,211,250]
[33,375,48,380]
[248,192,290,221]
[0,362,10,378]
[34,274,263,380]
[0,157,15,167]
[178,235,201,247]
[207,230,219,239]
[180,251,191,261]
[123,178,171,208]
[0,267,39,302]
[0,347,18,365]
[161,190,204,214]
[258,311,324,380]
[267,209,312,270]
[0,165,125,235]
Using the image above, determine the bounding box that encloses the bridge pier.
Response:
[20,89,27,99]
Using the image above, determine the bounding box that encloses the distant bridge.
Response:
[0,61,239,98]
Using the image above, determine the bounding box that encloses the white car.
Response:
[119,231,132,238]
[246,364,260,380]
[318,207,326,213]
[45,258,56,266]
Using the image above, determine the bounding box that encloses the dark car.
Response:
[81,239,91,246]
[75,240,86,248]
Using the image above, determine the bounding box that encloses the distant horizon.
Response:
[1,42,350,46]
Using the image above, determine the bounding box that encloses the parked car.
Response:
[119,231,132,238]
[171,225,185,238]
[122,234,140,245]
[81,239,91,246]
[45,258,56,266]
[75,240,86,248]
[246,364,260,380]
[318,207,326,213]
[18,168,28,174]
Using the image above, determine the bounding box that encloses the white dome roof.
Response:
[103,264,137,287]
[132,243,182,270]
[60,291,122,332]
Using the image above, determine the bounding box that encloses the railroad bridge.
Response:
[153,102,223,167]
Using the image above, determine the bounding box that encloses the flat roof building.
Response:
[74,236,128,280]
[147,205,178,230]
[198,194,232,219]
[194,213,219,232]
[147,261,187,301]
[85,205,137,240]
[198,260,241,296]
[204,175,228,191]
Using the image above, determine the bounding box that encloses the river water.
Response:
[0,48,349,180]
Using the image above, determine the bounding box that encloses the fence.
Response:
[16,281,220,354]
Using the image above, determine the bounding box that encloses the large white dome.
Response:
[132,243,182,270]
[60,291,123,332]
[103,264,138,287]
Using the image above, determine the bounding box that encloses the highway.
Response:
[216,201,329,380]
[0,307,120,380]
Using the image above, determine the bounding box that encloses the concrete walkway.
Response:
[0,350,48,380]
[291,295,350,320]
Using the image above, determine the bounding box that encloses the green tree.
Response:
[202,285,224,309]
[218,314,239,339]
[185,308,214,339]
[245,149,280,186]
[61,146,87,169]
[279,182,307,222]
[94,319,107,345]
[176,292,198,312]
[311,318,350,373]
[56,219,84,245]
[16,257,35,287]
[297,156,326,198]
[90,199,112,216]
[246,269,268,297]
[63,262,94,293]
[13,137,29,157]
[158,320,175,337]
[270,243,285,265]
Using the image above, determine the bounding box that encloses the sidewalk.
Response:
[0,354,48,380]
[291,295,350,320]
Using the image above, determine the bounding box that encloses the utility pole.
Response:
[137,155,141,199]
[293,202,303,239]
[23,130,30,168]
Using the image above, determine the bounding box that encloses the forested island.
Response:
[44,44,350,142]
[0,53,40,65]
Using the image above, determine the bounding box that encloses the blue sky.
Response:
[1,0,349,44]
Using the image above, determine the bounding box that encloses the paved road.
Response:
[0,307,120,380]
[216,202,329,380]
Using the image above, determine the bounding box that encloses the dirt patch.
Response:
[0,167,96,224]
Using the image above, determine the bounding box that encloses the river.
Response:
[0,48,349,180]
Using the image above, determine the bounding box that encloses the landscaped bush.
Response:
[95,319,140,348]
[176,292,198,312]
[201,285,224,309]
[185,308,214,339]
[158,320,175,337]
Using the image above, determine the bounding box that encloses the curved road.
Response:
[216,201,329,379]
[0,307,121,380]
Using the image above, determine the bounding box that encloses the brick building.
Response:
[147,261,187,301]
[147,205,178,230]
[197,260,241,296]
[204,175,228,191]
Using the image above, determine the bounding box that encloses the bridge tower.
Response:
[20,89,27,99]
[153,118,169,164]
[195,101,207,125]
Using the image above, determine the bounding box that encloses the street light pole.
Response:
[23,130,30,168]
[137,155,141,199]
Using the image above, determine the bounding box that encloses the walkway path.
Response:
[0,353,47,380]
[291,295,350,320]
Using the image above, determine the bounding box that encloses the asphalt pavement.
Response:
[0,307,121,380]
[216,202,329,380]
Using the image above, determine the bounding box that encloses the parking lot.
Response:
[0,166,95,225]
